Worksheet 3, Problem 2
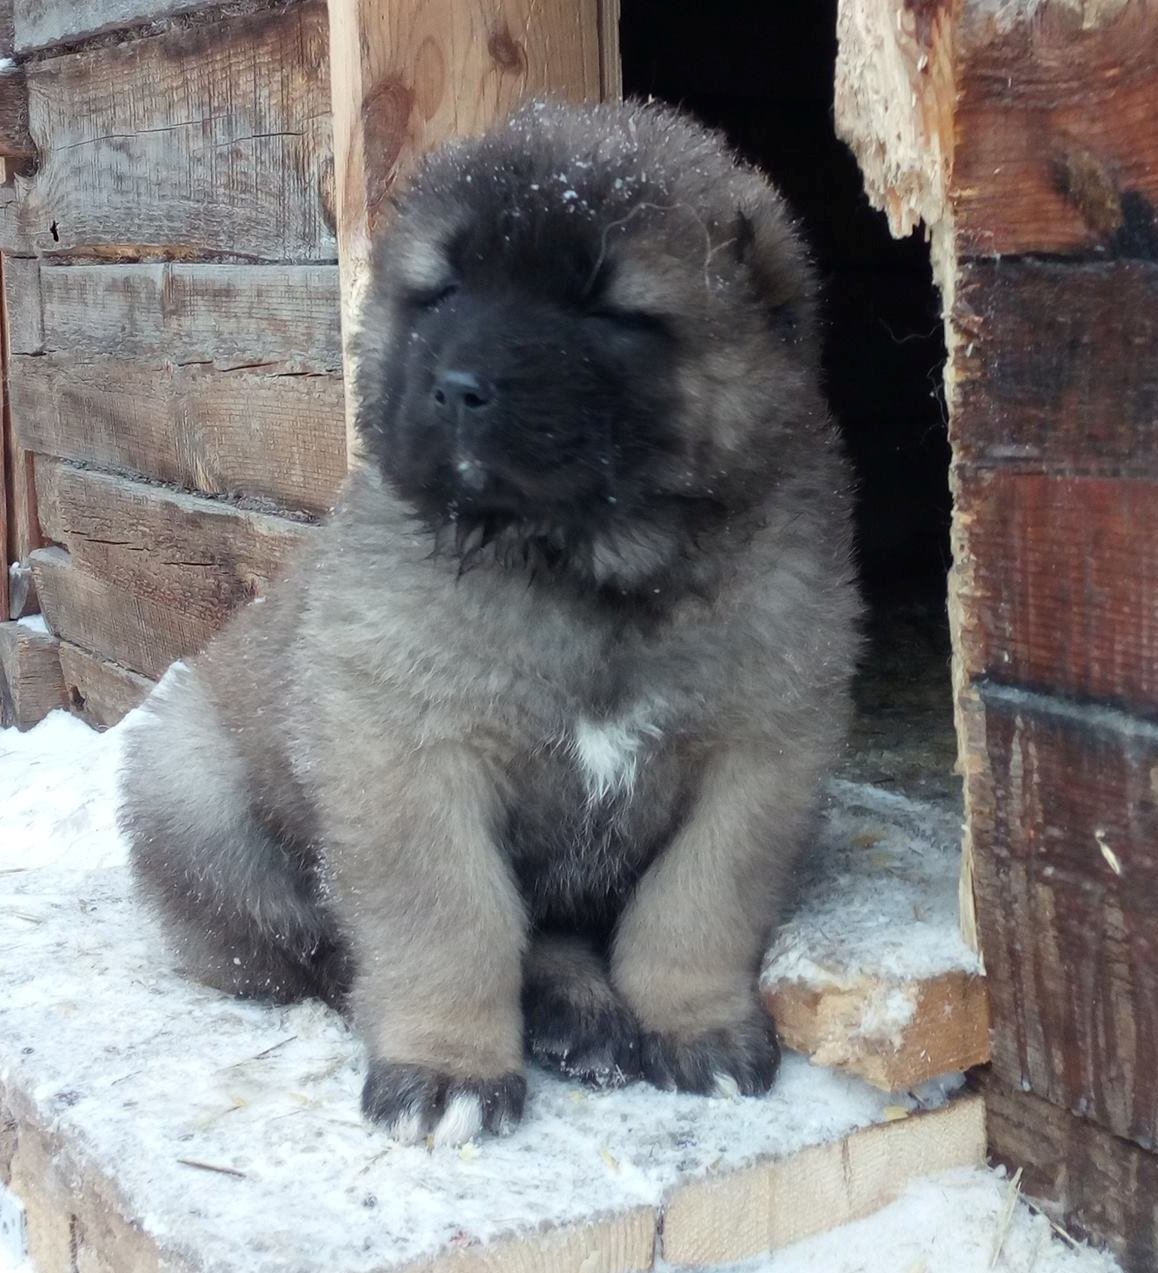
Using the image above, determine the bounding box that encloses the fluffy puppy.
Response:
[121,99,860,1145]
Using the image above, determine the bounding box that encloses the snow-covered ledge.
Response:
[0,714,985,1272]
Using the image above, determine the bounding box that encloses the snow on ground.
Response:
[0,710,1123,1271]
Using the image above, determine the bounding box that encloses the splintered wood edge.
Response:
[763,970,991,1093]
[662,1096,986,1268]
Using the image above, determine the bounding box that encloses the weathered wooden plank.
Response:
[328,0,608,450]
[953,470,1158,711]
[31,465,309,677]
[34,262,342,369]
[57,640,152,729]
[0,0,14,55]
[965,683,1158,1150]
[0,618,65,729]
[20,2,335,260]
[837,0,1158,257]
[13,0,214,52]
[985,1076,1158,1273]
[952,260,1158,474]
[0,62,31,159]
[11,357,346,516]
[0,255,40,618]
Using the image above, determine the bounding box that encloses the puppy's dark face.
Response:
[377,217,681,538]
[354,101,821,589]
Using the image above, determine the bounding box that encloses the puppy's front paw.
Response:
[640,1013,781,1097]
[524,985,641,1088]
[362,1061,526,1144]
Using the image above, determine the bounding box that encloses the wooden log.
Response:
[953,469,1158,712]
[31,465,310,678]
[836,0,1158,257]
[33,262,342,370]
[20,2,334,261]
[0,0,13,55]
[327,0,611,450]
[985,1075,1158,1273]
[10,357,346,517]
[0,255,40,619]
[13,0,216,53]
[56,641,152,729]
[951,259,1158,475]
[764,970,990,1094]
[965,682,1158,1150]
[0,618,65,729]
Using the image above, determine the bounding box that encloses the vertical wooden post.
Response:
[326,0,618,457]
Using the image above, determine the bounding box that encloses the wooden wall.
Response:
[1,0,614,726]
[837,0,1158,1264]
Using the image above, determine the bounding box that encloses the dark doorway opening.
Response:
[620,0,959,806]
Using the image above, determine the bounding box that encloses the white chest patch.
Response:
[572,707,663,802]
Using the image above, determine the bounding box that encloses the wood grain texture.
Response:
[837,0,1158,256]
[13,0,213,52]
[21,2,335,260]
[0,255,40,617]
[56,640,153,729]
[32,464,309,677]
[953,469,1158,712]
[11,357,346,516]
[32,262,342,369]
[951,259,1158,474]
[965,683,1158,1150]
[328,0,608,450]
[764,971,991,1092]
[662,1097,985,1267]
[0,62,31,159]
[985,1076,1158,1273]
[0,619,65,729]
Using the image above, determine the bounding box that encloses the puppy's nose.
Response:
[432,369,495,414]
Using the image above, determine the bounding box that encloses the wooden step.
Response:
[0,863,984,1273]
[762,781,990,1092]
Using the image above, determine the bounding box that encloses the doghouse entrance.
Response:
[620,0,957,809]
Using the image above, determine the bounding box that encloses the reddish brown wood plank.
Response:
[966,683,1158,1150]
[57,640,152,729]
[951,260,1158,474]
[952,0,1158,259]
[985,1075,1158,1273]
[953,470,1158,711]
[32,464,310,677]
[10,358,346,516]
[20,2,335,261]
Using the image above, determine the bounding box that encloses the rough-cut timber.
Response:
[986,1076,1158,1273]
[952,260,1158,475]
[0,62,31,160]
[10,358,346,516]
[57,641,152,729]
[328,0,611,449]
[29,262,342,370]
[30,464,309,679]
[954,470,1158,713]
[837,0,1158,257]
[0,619,65,729]
[1,256,39,618]
[965,682,1158,1151]
[765,971,990,1094]
[20,2,335,261]
[661,1097,985,1267]
[13,0,215,52]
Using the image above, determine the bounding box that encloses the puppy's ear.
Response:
[734,198,817,347]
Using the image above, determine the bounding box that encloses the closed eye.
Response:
[409,281,460,311]
[588,308,671,338]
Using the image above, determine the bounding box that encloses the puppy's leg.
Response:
[122,678,335,1005]
[322,744,528,1144]
[523,934,640,1087]
[611,745,819,1097]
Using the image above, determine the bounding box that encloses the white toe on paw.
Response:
[712,1072,741,1099]
[432,1092,484,1146]
[386,1105,426,1145]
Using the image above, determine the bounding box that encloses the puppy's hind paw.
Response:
[362,1061,526,1145]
